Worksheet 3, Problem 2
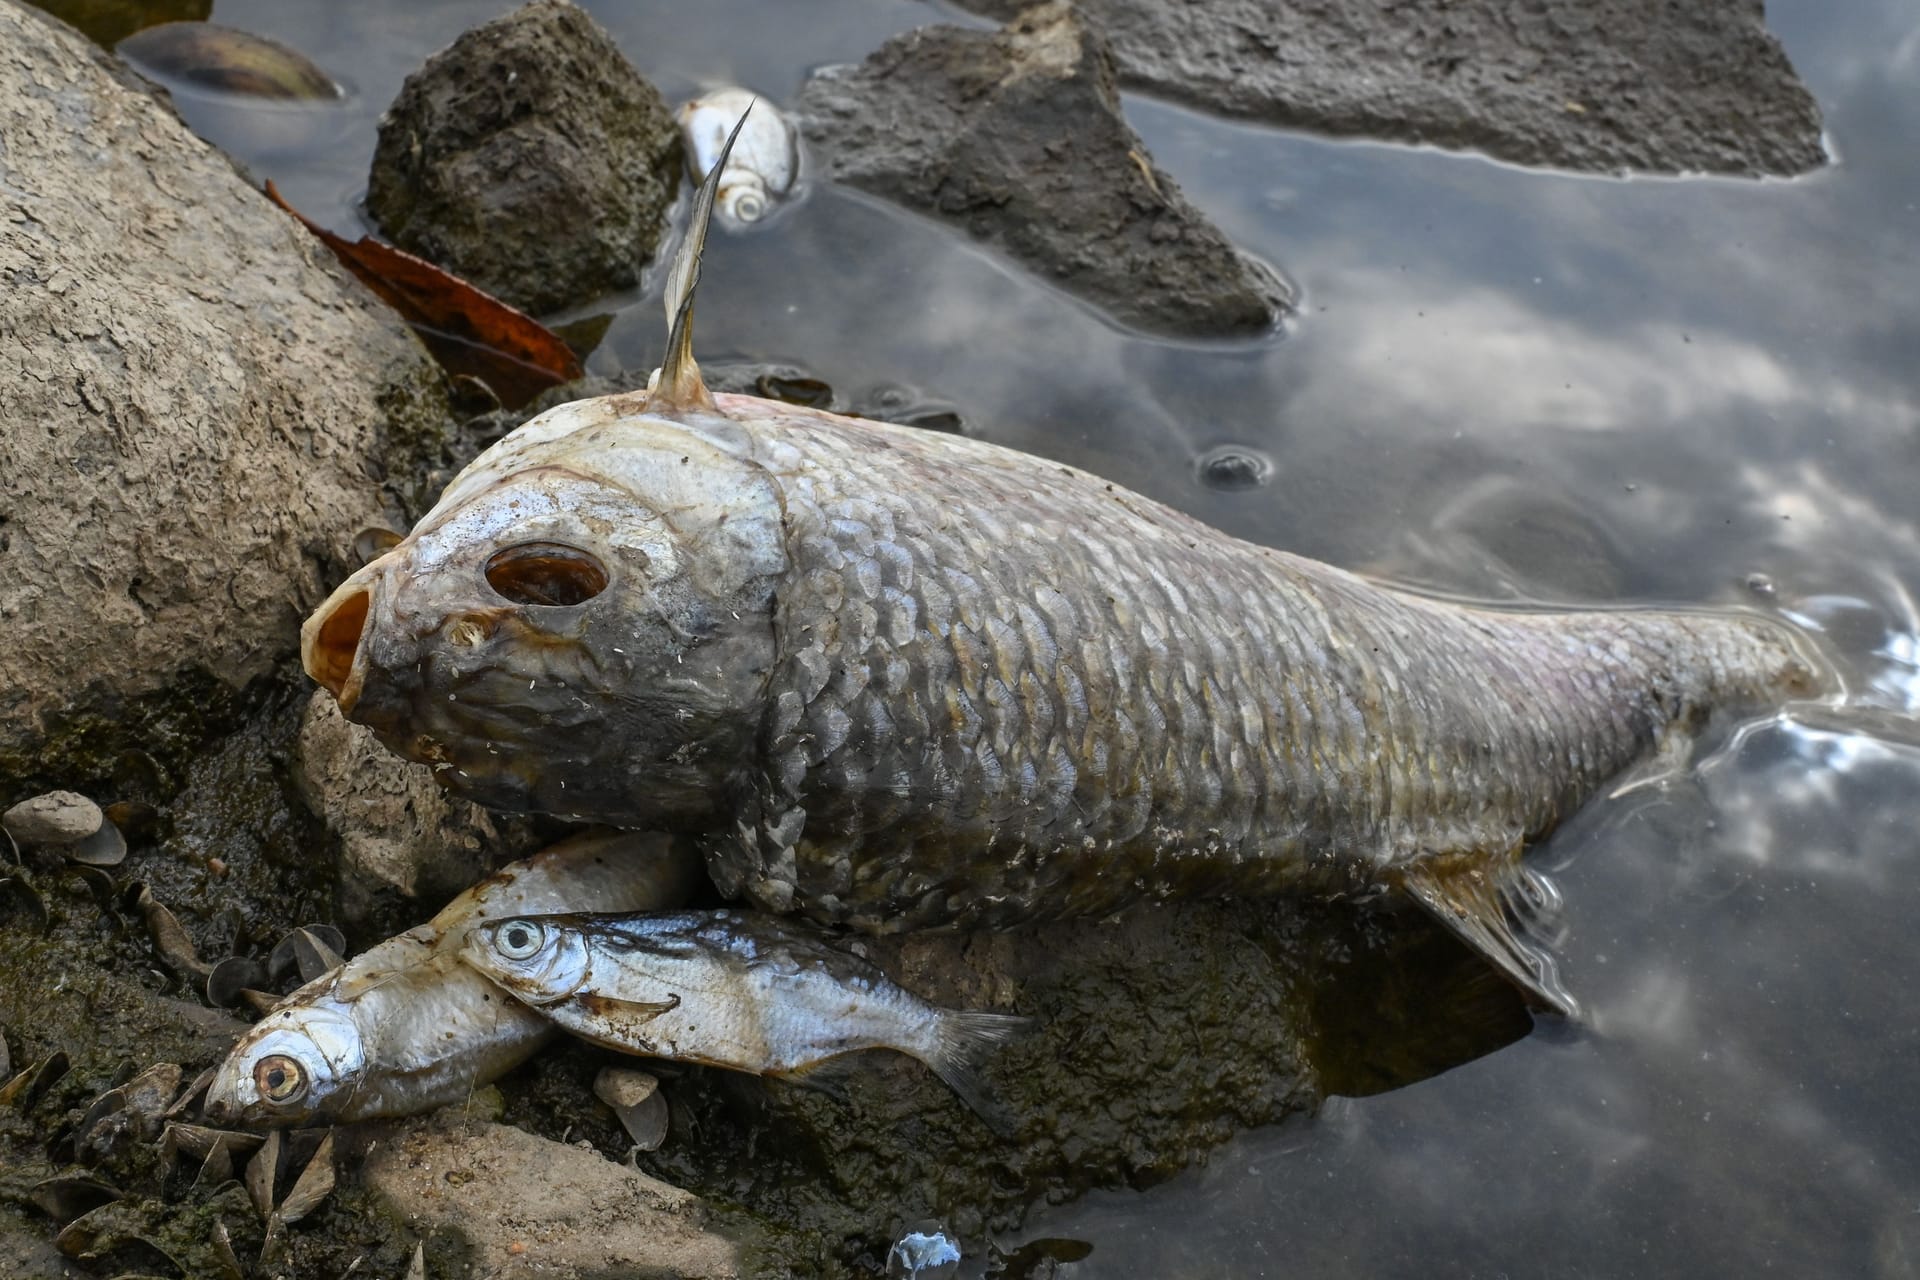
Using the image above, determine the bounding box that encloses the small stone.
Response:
[2,791,104,845]
[594,1067,669,1151]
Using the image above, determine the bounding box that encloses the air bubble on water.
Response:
[1194,445,1274,492]
[1744,572,1777,598]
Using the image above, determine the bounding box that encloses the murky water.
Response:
[132,0,1920,1273]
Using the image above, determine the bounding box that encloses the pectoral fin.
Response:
[577,992,682,1025]
[1397,849,1578,1019]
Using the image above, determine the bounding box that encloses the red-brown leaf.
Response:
[264,181,585,409]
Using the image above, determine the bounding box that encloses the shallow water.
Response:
[134,0,1920,1273]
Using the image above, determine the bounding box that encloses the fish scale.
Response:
[693,403,1816,940]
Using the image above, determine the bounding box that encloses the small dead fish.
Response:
[678,88,797,224]
[203,831,701,1127]
[461,910,1030,1122]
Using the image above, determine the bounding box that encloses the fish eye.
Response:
[484,542,609,607]
[497,920,546,961]
[254,1054,308,1105]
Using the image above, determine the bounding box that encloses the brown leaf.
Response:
[263,181,585,408]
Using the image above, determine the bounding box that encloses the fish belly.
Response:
[702,404,1814,933]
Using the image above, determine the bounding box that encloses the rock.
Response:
[0,1,449,785]
[1,791,103,846]
[580,895,1530,1269]
[952,0,1823,178]
[294,691,539,928]
[795,2,1289,338]
[594,1067,668,1152]
[354,1117,739,1280]
[366,0,681,316]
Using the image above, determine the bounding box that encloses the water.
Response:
[133,0,1920,1273]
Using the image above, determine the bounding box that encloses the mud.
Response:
[953,0,1825,177]
[795,2,1291,338]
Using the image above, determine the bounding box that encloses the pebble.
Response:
[2,791,104,846]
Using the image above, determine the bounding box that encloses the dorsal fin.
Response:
[649,102,754,415]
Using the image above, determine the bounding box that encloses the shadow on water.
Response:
[9,0,1920,1274]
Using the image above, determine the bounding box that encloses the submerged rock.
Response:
[353,1116,740,1279]
[0,2,448,788]
[366,0,681,316]
[953,0,1824,177]
[796,2,1289,338]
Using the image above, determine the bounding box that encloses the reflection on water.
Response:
[121,0,1920,1271]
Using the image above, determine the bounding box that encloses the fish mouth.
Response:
[304,579,373,713]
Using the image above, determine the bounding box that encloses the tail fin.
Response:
[649,102,754,415]
[922,1008,1035,1137]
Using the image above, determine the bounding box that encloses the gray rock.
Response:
[953,0,1824,177]
[1,791,103,845]
[353,1116,739,1279]
[366,0,681,316]
[294,691,540,927]
[796,2,1289,338]
[0,1,448,779]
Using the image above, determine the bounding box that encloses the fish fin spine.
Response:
[924,1008,1034,1137]
[651,101,756,416]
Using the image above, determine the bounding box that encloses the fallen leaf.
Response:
[264,181,585,408]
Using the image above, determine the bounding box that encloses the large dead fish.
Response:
[203,830,701,1126]
[299,115,1824,1013]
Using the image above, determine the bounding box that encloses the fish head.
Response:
[301,398,788,824]
[203,1002,367,1128]
[462,916,593,1005]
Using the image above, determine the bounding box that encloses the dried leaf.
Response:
[264,181,584,408]
[246,1127,280,1219]
[276,1129,335,1224]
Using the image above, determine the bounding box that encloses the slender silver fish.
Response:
[203,830,701,1127]
[461,909,1030,1120]
[298,119,1826,1013]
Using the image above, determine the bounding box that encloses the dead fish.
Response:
[203,831,701,1127]
[461,910,1030,1121]
[678,88,797,224]
[300,116,1827,1015]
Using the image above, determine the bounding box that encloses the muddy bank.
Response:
[954,0,1824,176]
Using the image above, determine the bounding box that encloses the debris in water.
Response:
[887,1227,963,1279]
[679,88,799,225]
[117,22,343,99]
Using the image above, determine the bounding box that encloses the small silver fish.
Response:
[678,88,797,224]
[203,830,701,1127]
[461,909,1031,1122]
